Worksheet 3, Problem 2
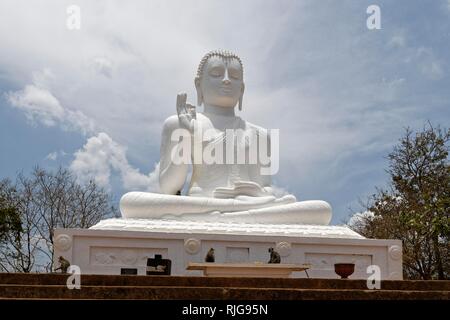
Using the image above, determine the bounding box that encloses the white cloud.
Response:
[347,211,374,228]
[45,150,68,161]
[1,1,448,223]
[6,84,65,127]
[421,61,444,80]
[92,57,114,78]
[416,47,445,80]
[70,132,159,192]
[388,35,406,48]
[6,70,96,135]
[64,109,96,134]
[45,151,58,161]
[6,66,158,191]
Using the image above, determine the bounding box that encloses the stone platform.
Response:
[0,273,448,300]
[53,218,402,280]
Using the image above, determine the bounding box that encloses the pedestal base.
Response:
[53,218,402,280]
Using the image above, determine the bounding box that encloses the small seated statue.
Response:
[120,50,332,225]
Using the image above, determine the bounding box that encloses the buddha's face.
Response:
[196,56,244,108]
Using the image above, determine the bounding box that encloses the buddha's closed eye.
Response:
[209,67,224,77]
[228,69,241,80]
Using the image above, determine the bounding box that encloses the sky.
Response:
[0,0,449,225]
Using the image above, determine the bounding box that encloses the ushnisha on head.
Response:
[195,50,245,110]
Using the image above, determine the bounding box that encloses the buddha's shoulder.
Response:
[162,113,214,131]
[162,114,181,131]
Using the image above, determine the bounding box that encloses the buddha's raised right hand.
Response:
[176,92,196,132]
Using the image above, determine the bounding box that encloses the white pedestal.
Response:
[53,218,402,280]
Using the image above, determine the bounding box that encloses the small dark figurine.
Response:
[55,256,71,273]
[268,248,281,264]
[205,248,215,262]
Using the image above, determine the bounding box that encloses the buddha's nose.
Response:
[222,69,231,85]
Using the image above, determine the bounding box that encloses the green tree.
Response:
[0,178,33,272]
[0,185,22,241]
[350,124,449,280]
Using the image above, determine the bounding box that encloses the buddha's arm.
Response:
[249,164,273,194]
[159,115,189,194]
[248,131,273,195]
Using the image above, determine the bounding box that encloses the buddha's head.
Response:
[195,50,245,110]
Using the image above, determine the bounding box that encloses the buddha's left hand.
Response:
[176,92,196,132]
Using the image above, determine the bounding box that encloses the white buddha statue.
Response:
[120,50,332,225]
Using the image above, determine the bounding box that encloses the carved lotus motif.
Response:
[184,238,201,254]
[95,252,115,265]
[275,241,292,257]
[389,245,402,261]
[54,234,72,251]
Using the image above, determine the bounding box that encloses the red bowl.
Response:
[334,263,355,279]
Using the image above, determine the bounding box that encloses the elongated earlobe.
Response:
[195,77,203,106]
[197,92,203,106]
[238,83,245,111]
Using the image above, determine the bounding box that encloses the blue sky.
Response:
[0,0,449,224]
